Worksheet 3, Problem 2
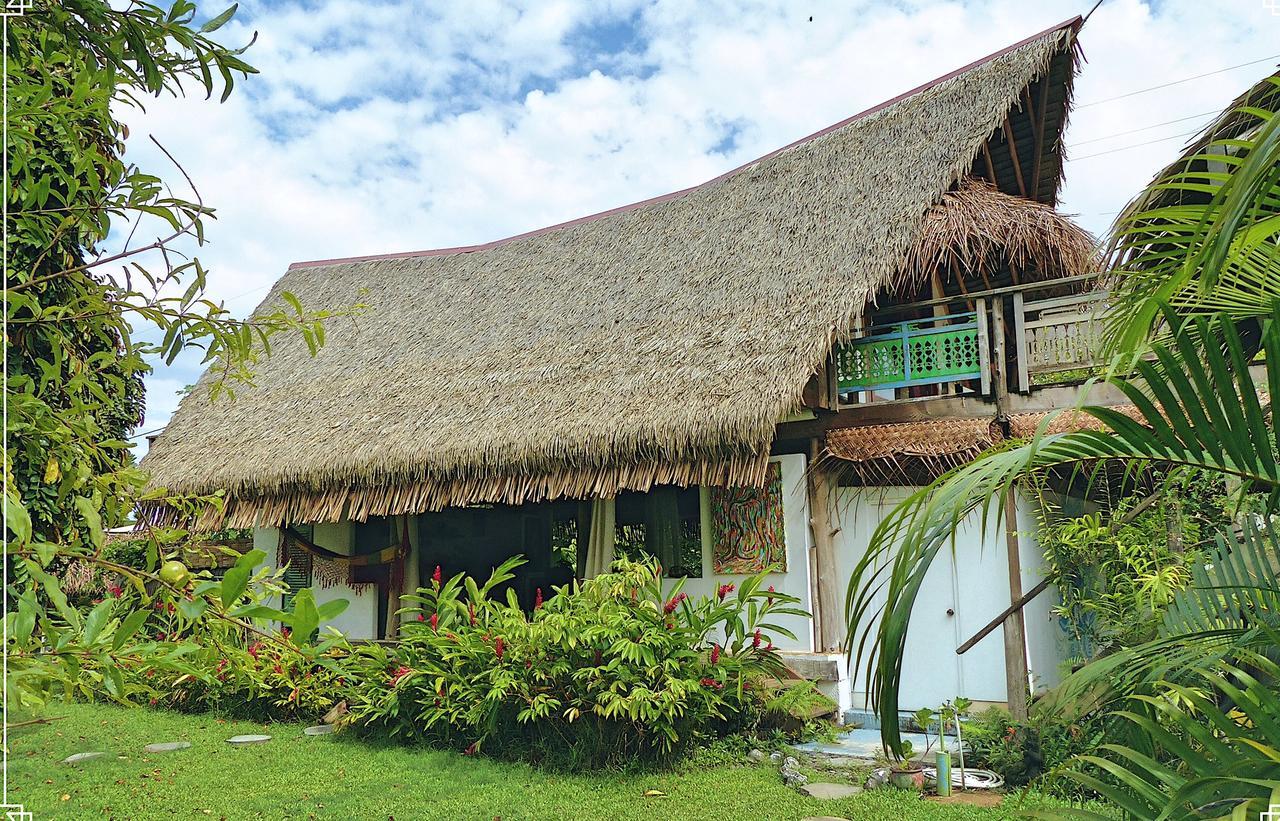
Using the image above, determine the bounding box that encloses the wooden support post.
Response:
[991,297,1009,412]
[1002,489,1030,721]
[808,439,842,652]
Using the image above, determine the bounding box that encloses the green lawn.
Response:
[11,702,1086,819]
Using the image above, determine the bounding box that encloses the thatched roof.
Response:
[142,19,1084,528]
[899,178,1097,296]
[824,418,1003,485]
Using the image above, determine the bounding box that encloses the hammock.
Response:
[279,526,408,595]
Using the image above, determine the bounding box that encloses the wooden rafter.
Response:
[981,141,997,183]
[1001,115,1027,197]
[1031,78,1051,199]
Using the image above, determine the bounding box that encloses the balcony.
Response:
[831,275,1105,410]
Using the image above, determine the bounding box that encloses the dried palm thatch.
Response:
[142,21,1082,529]
[898,178,1098,297]
[1006,404,1146,438]
[823,418,1003,485]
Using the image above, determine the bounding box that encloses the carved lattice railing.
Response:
[1013,290,1109,392]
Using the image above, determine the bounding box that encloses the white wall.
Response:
[833,488,1065,711]
[664,452,814,652]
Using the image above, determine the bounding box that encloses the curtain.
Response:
[583,496,616,578]
[645,485,681,571]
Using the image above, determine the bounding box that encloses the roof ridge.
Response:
[289,15,1081,271]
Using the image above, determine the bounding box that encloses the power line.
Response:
[1070,128,1201,161]
[1067,110,1216,147]
[1077,54,1280,109]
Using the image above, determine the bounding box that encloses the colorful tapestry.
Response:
[710,461,786,574]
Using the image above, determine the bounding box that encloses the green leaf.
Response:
[219,564,250,607]
[4,492,32,544]
[82,599,113,645]
[288,588,320,644]
[72,495,105,550]
[178,597,208,620]
[113,609,151,650]
[316,598,349,622]
[199,4,238,33]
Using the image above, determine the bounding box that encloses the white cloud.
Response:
[122,0,1280,455]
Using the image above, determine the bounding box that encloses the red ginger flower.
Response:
[463,741,478,756]
[494,637,504,660]
[432,565,442,586]
[700,677,723,690]
[429,613,439,631]
[534,588,543,610]
[416,612,425,622]
[753,630,762,649]
[273,662,283,675]
[390,666,412,686]
[108,584,123,598]
[663,592,688,614]
[766,585,775,603]
[248,642,262,659]
[469,603,476,626]
[710,643,721,664]
[717,583,735,601]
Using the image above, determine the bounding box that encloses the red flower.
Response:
[167,602,175,613]
[280,626,292,638]
[216,658,228,672]
[717,583,735,601]
[766,585,775,604]
[700,677,723,690]
[463,742,478,756]
[432,565,442,586]
[247,642,262,659]
[710,643,721,664]
[752,630,762,649]
[390,666,413,686]
[429,613,439,631]
[416,613,426,622]
[108,585,123,598]
[154,631,165,641]
[494,637,504,660]
[469,603,476,626]
[153,601,164,611]
[273,663,283,675]
[663,592,688,614]
[534,588,543,610]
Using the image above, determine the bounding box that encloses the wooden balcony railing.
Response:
[831,275,1108,409]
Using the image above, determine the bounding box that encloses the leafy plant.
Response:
[344,555,805,769]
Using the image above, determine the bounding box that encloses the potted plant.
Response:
[888,740,925,791]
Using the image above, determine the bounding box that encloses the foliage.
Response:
[1038,503,1197,663]
[963,705,1107,798]
[344,556,805,769]
[4,0,351,713]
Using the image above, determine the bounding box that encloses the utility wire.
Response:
[1077,54,1280,108]
[1070,128,1202,161]
[1068,110,1216,147]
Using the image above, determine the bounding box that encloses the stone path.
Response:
[799,783,863,800]
[225,734,272,746]
[60,752,106,764]
[144,741,191,753]
[303,725,336,736]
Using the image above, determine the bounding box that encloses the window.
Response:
[281,523,314,611]
[614,486,703,578]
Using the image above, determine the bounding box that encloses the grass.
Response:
[12,702,1092,819]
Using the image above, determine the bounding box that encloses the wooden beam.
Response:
[1001,116,1027,198]
[981,140,997,183]
[1002,488,1030,721]
[808,439,843,652]
[1031,78,1051,199]
[957,577,1051,655]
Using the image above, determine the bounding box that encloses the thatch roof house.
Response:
[142,17,1107,711]
[145,17,1093,530]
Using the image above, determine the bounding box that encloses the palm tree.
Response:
[845,73,1280,815]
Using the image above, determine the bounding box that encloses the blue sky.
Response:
[121,0,1280,455]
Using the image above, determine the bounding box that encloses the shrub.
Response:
[344,555,805,768]
[963,705,1107,798]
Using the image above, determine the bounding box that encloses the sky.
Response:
[120,0,1280,455]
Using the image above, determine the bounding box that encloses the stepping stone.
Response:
[802,817,851,821]
[226,734,271,746]
[303,725,336,736]
[144,741,191,753]
[799,783,864,800]
[61,752,106,764]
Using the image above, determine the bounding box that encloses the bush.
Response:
[344,556,805,768]
[962,705,1107,798]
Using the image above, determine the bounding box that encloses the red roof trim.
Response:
[289,16,1081,271]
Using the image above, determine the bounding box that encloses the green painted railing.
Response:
[835,311,986,393]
